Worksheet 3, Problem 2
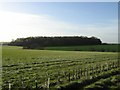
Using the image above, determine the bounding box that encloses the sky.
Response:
[0,2,118,43]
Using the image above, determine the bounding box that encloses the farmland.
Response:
[2,46,120,89]
[44,44,119,52]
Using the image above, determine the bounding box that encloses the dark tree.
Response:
[9,36,102,49]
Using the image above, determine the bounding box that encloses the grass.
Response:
[59,68,120,90]
[2,46,119,89]
[44,44,119,52]
[85,74,120,89]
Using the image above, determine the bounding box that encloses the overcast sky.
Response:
[0,2,118,43]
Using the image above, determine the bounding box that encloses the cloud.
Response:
[0,11,118,43]
[0,11,80,41]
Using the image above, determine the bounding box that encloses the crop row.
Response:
[85,74,120,89]
[2,60,119,90]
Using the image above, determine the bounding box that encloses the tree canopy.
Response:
[9,36,102,49]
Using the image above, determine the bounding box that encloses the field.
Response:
[45,44,119,52]
[2,46,120,89]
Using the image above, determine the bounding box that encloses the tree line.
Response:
[9,36,102,49]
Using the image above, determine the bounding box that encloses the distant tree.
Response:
[9,36,102,49]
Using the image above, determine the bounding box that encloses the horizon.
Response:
[0,2,118,43]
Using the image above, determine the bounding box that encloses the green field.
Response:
[44,44,119,52]
[2,46,120,89]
